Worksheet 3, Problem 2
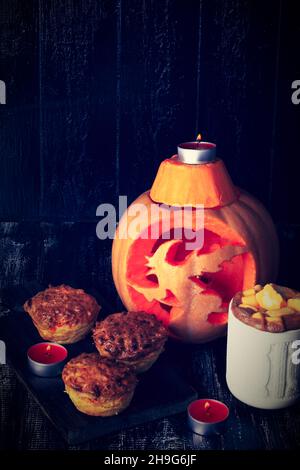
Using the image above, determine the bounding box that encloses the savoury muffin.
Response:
[231,283,300,333]
[62,353,137,416]
[93,311,168,373]
[23,285,100,344]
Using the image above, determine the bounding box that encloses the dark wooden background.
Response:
[0,0,300,450]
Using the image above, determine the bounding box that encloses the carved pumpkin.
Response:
[112,156,279,343]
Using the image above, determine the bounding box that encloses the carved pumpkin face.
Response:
[112,160,279,343]
[125,215,255,342]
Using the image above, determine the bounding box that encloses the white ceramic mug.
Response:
[226,300,300,409]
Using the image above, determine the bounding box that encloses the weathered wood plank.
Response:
[0,0,40,218]
[0,221,117,302]
[39,0,119,218]
[277,224,300,290]
[119,0,200,199]
[0,0,38,106]
[198,0,281,211]
[271,0,300,224]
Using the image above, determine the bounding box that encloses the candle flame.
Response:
[196,133,202,142]
[46,345,51,352]
[204,401,211,411]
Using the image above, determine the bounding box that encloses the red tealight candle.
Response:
[187,399,229,436]
[27,342,68,377]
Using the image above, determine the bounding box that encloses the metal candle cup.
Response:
[177,141,216,164]
[27,342,68,377]
[187,399,229,436]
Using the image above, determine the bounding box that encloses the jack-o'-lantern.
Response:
[112,138,279,343]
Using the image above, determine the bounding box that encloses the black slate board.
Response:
[0,283,197,445]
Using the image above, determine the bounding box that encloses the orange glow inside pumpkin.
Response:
[126,221,256,337]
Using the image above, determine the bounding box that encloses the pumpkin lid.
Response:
[149,156,238,208]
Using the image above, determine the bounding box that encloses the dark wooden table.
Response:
[1,300,299,450]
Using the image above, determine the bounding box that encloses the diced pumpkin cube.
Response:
[252,312,263,319]
[266,316,282,323]
[287,298,300,312]
[239,303,258,312]
[243,288,256,296]
[241,295,259,307]
[256,284,283,310]
[251,312,265,330]
[266,307,295,317]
